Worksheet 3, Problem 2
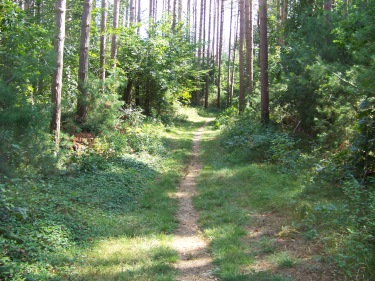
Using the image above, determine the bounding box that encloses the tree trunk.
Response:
[238,0,246,111]
[111,0,120,67]
[205,0,213,109]
[100,0,107,92]
[172,0,177,29]
[226,0,234,107]
[154,0,158,21]
[230,9,240,106]
[137,0,141,34]
[259,0,269,123]
[217,0,224,108]
[76,0,93,124]
[129,0,135,24]
[178,0,182,22]
[50,0,66,150]
[167,0,171,14]
[123,79,134,105]
[245,0,253,98]
[215,0,220,67]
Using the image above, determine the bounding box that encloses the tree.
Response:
[259,0,269,123]
[76,0,93,124]
[205,0,213,108]
[238,0,246,111]
[226,0,234,107]
[111,0,120,67]
[245,0,253,98]
[216,0,224,108]
[100,0,107,91]
[50,0,66,150]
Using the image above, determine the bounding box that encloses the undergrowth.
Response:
[0,107,205,280]
[204,107,374,280]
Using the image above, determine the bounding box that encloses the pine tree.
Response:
[50,0,67,150]
[259,0,269,123]
[76,0,93,123]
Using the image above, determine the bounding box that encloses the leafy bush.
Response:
[216,108,302,173]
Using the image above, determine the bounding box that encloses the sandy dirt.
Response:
[171,121,218,281]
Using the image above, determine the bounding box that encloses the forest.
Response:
[0,0,374,280]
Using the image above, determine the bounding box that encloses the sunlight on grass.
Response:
[64,109,211,281]
[76,236,177,280]
[195,122,303,280]
[267,252,297,269]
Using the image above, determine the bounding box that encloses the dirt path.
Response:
[171,120,218,281]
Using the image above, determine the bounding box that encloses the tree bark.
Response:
[172,0,177,29]
[230,9,240,106]
[129,0,135,24]
[245,0,253,98]
[238,0,246,111]
[137,0,141,34]
[50,0,66,150]
[111,0,120,67]
[205,0,213,109]
[123,79,134,105]
[226,0,234,107]
[100,0,107,92]
[216,0,224,108]
[259,0,269,123]
[215,0,220,67]
[178,0,182,22]
[76,0,93,124]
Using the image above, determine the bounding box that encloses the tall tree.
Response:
[111,0,120,67]
[229,12,239,106]
[129,0,135,24]
[238,0,246,111]
[100,0,107,91]
[245,0,253,98]
[137,0,141,34]
[205,0,213,108]
[259,0,269,123]
[50,0,66,150]
[226,0,234,106]
[178,0,182,22]
[216,0,224,108]
[76,0,93,123]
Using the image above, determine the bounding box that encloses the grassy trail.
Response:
[2,112,339,281]
[70,113,210,281]
[194,122,337,281]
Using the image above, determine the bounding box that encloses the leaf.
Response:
[12,207,28,219]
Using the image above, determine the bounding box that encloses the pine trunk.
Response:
[76,0,93,124]
[217,0,224,108]
[226,0,234,107]
[111,0,119,67]
[259,0,269,123]
[238,0,246,111]
[50,0,66,150]
[100,0,107,90]
[205,0,213,108]
[245,0,253,98]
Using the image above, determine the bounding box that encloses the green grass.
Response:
[0,108,208,281]
[195,124,301,280]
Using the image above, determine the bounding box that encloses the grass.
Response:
[0,108,207,281]
[194,123,309,280]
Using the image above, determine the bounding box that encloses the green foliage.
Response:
[116,18,203,117]
[215,108,303,173]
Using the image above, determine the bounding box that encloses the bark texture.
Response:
[50,0,66,150]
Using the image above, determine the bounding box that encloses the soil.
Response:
[171,121,218,281]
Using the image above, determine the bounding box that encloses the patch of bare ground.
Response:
[241,211,341,280]
[171,121,218,281]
